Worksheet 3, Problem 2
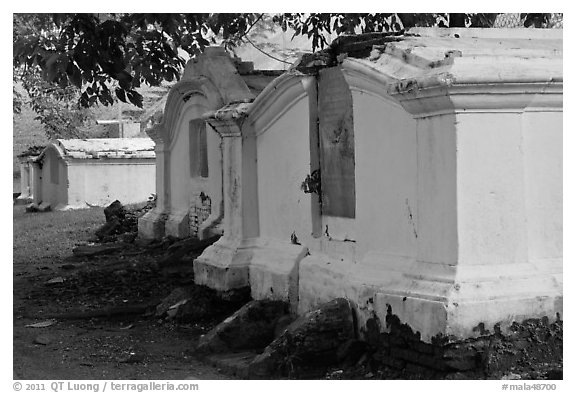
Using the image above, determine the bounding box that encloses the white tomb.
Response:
[29,138,156,210]
[15,150,41,205]
[192,28,562,341]
[137,47,281,240]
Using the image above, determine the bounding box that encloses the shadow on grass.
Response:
[13,205,105,266]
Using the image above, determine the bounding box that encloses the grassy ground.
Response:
[13,205,105,266]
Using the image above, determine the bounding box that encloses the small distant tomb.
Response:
[27,138,156,210]
[14,147,43,205]
[97,120,142,138]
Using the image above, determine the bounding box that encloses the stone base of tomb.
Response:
[372,258,562,342]
[296,251,562,342]
[249,239,309,311]
[297,252,394,329]
[193,238,253,291]
[364,306,563,379]
[14,195,32,205]
[137,208,167,239]
[197,213,224,241]
[165,211,190,238]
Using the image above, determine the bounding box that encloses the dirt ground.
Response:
[13,206,231,380]
[12,205,563,381]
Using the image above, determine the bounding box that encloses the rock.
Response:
[336,339,370,365]
[273,315,294,338]
[501,372,522,380]
[119,352,145,364]
[120,232,137,243]
[104,200,125,222]
[445,372,473,380]
[45,277,65,286]
[26,319,57,328]
[158,235,221,266]
[37,202,51,212]
[72,242,125,257]
[444,355,479,371]
[546,369,563,380]
[33,335,51,345]
[95,217,121,239]
[197,300,290,355]
[204,352,256,379]
[248,298,356,378]
[113,269,128,277]
[156,287,194,317]
[25,203,39,212]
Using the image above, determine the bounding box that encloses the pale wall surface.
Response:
[353,92,418,261]
[164,100,224,239]
[39,146,68,208]
[256,98,314,244]
[32,139,156,210]
[522,111,563,263]
[67,159,155,208]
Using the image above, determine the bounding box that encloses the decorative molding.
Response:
[203,103,252,138]
[149,77,223,146]
[342,59,563,118]
[246,72,316,136]
[37,142,67,163]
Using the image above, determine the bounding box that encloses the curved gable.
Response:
[148,47,255,146]
[246,72,316,136]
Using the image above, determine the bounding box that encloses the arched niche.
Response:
[146,78,225,239]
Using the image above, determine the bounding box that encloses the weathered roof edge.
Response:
[37,138,156,161]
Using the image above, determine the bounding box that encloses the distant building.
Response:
[27,138,156,210]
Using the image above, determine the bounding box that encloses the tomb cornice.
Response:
[203,103,252,137]
[342,58,563,118]
[394,81,563,117]
[246,72,316,136]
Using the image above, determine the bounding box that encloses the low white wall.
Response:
[67,159,155,208]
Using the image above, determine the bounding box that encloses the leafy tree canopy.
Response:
[13,13,553,112]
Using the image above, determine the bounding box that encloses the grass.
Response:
[13,205,105,266]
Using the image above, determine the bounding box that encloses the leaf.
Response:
[46,277,65,285]
[45,53,59,82]
[26,319,57,328]
[115,88,126,103]
[70,66,82,88]
[126,90,143,108]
